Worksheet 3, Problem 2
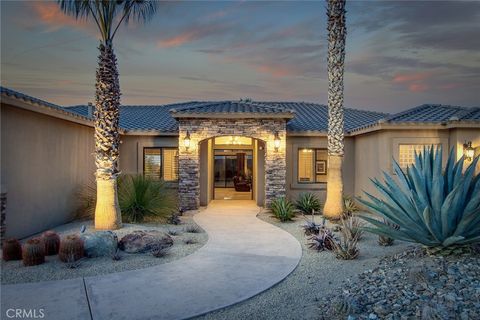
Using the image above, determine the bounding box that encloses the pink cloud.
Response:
[29,2,88,31]
[392,72,433,92]
[255,65,294,78]
[408,83,429,92]
[392,72,431,83]
[158,31,198,48]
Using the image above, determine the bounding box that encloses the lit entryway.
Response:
[214,148,253,200]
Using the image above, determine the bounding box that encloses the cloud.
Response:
[29,2,88,32]
[157,22,235,48]
[392,72,432,84]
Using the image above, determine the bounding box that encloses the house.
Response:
[1,86,479,238]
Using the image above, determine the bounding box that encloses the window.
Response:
[398,144,440,169]
[298,148,328,183]
[143,148,179,181]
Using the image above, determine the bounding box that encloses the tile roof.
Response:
[170,100,295,115]
[1,86,91,121]
[385,104,480,123]
[2,86,477,135]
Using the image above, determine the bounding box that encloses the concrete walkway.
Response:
[1,201,302,320]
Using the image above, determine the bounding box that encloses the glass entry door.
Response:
[213,149,253,199]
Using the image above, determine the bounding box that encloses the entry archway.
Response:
[199,136,265,206]
[176,118,287,210]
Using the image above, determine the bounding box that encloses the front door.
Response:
[213,149,253,200]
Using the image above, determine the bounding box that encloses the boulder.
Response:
[118,230,173,254]
[80,231,118,258]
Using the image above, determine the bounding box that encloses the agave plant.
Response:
[307,220,336,251]
[359,146,480,254]
[332,217,360,260]
[295,193,322,215]
[270,197,295,222]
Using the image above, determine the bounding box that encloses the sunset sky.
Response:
[1,0,479,113]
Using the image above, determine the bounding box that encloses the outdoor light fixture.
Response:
[184,131,191,150]
[463,141,474,161]
[274,132,281,151]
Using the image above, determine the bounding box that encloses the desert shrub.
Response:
[332,217,360,260]
[360,146,480,255]
[295,193,322,215]
[77,175,177,223]
[119,175,177,223]
[308,220,336,251]
[270,197,295,222]
[343,196,359,218]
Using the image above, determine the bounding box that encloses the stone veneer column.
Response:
[177,118,287,211]
[264,130,287,207]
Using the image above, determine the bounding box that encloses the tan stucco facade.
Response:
[1,103,95,238]
[2,96,479,238]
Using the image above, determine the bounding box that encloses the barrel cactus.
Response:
[42,230,60,256]
[22,238,45,266]
[59,234,84,262]
[2,238,22,261]
[360,146,480,254]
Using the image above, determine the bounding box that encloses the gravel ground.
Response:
[1,210,207,284]
[318,247,480,319]
[195,210,410,320]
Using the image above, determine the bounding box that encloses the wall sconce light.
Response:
[463,141,474,161]
[274,132,281,151]
[184,131,191,150]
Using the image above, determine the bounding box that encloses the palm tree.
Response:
[323,0,346,220]
[58,0,158,229]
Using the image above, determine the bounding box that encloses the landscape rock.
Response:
[318,246,480,319]
[118,230,173,253]
[80,231,118,258]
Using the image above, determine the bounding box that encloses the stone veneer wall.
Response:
[178,118,287,210]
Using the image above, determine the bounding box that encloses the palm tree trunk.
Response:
[94,42,122,230]
[324,0,346,220]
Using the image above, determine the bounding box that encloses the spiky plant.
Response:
[307,221,336,251]
[295,193,322,215]
[343,196,358,218]
[42,230,60,256]
[59,235,84,262]
[58,0,158,230]
[270,197,295,222]
[332,217,360,260]
[118,175,177,223]
[378,219,399,246]
[22,238,46,266]
[360,147,480,255]
[2,238,22,261]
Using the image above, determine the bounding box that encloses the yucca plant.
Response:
[270,197,295,222]
[359,146,480,255]
[78,175,177,223]
[118,175,177,223]
[295,193,322,215]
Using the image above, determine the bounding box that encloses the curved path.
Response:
[1,200,301,320]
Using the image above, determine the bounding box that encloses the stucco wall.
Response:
[354,128,452,201]
[1,103,95,238]
[285,135,355,203]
